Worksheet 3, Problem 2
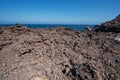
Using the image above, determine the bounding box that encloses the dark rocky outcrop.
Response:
[15,23,23,27]
[93,15,120,33]
[0,15,120,80]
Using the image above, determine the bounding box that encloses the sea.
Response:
[0,24,95,31]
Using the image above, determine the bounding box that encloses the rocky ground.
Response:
[0,15,120,80]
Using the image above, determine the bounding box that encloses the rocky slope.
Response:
[93,15,120,33]
[0,16,120,80]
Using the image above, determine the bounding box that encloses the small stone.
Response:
[31,77,48,80]
[66,67,70,74]
[115,37,120,43]
[84,26,92,31]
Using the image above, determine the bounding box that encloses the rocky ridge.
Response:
[0,15,120,80]
[93,15,120,33]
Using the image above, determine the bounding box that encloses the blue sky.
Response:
[0,0,120,24]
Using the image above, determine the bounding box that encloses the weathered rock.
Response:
[115,36,120,43]
[15,23,23,27]
[93,15,120,33]
[0,15,120,80]
[84,26,92,31]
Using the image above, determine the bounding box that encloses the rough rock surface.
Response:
[93,15,120,33]
[0,16,120,80]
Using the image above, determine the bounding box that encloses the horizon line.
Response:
[0,23,99,25]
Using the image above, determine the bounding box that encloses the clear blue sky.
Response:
[0,0,120,24]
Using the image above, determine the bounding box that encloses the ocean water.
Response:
[0,24,95,31]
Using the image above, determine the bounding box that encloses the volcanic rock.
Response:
[93,15,120,33]
[84,26,92,31]
[0,16,120,80]
[15,23,23,27]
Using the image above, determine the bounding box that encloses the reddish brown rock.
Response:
[0,16,120,80]
[93,15,120,33]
